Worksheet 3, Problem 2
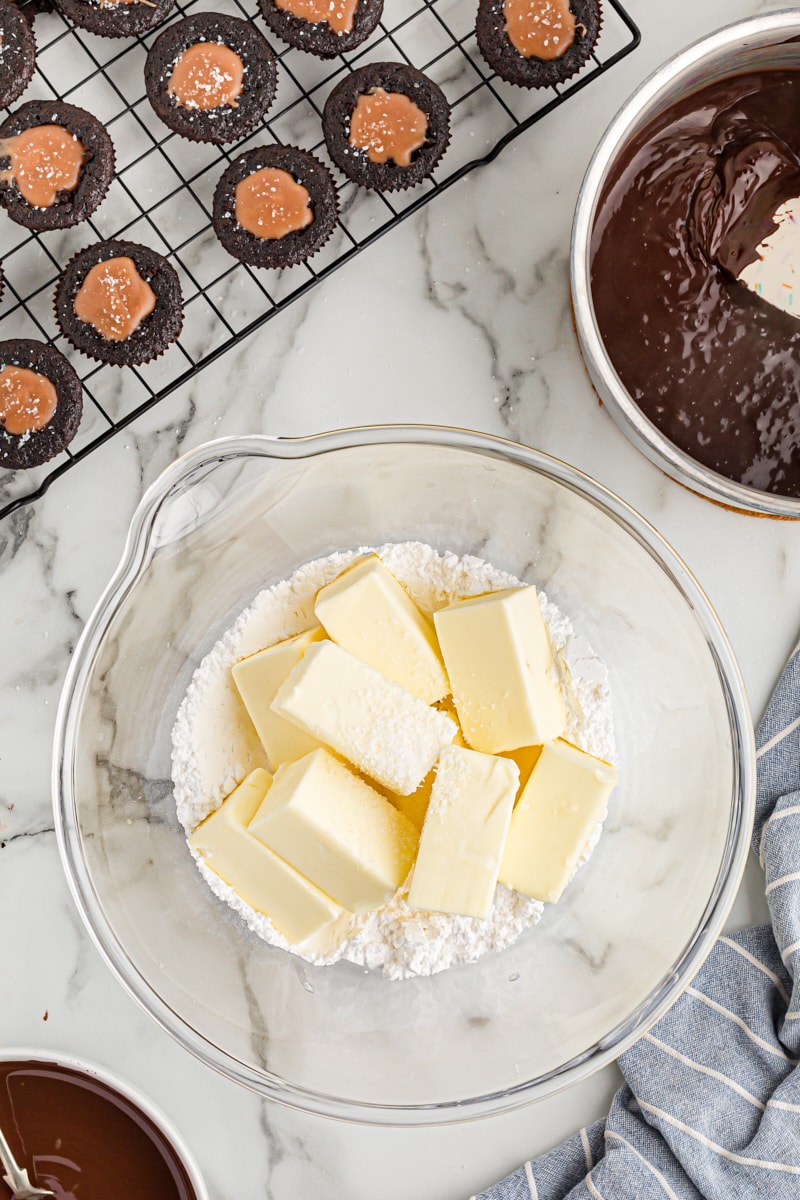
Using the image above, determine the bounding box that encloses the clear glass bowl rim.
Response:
[52,424,756,1126]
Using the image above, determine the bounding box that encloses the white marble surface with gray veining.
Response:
[2,0,800,1196]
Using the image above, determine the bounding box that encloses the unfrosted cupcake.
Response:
[0,0,37,109]
[322,62,450,191]
[55,240,183,367]
[0,101,115,231]
[475,0,602,88]
[145,14,278,145]
[257,0,382,59]
[0,339,83,470]
[55,0,175,39]
[213,144,339,269]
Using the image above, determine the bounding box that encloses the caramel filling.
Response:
[273,0,358,34]
[0,366,58,436]
[74,257,157,342]
[168,42,244,111]
[503,0,575,59]
[0,125,85,209]
[348,89,428,167]
[235,167,314,240]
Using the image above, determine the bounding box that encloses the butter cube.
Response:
[433,587,566,753]
[408,746,519,919]
[315,556,449,703]
[232,628,325,768]
[188,768,342,944]
[499,739,618,903]
[271,640,457,795]
[249,749,418,913]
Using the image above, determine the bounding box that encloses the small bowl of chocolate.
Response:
[571,11,800,518]
[0,1050,207,1200]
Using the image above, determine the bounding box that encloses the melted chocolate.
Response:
[590,69,800,497]
[0,1060,197,1200]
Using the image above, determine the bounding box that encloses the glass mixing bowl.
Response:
[54,427,754,1124]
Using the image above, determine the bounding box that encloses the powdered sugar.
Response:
[172,541,616,980]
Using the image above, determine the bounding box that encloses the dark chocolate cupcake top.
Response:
[213,144,339,269]
[55,240,184,367]
[145,14,278,146]
[0,0,36,109]
[0,338,83,469]
[322,62,450,191]
[257,0,382,60]
[0,100,115,231]
[475,0,601,88]
[55,0,174,39]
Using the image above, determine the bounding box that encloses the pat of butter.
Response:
[433,587,566,753]
[188,768,343,944]
[499,739,618,903]
[232,628,325,768]
[249,748,418,913]
[271,640,457,795]
[408,745,519,919]
[314,556,450,703]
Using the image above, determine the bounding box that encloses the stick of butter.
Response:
[499,739,618,903]
[433,587,566,753]
[249,748,418,913]
[188,768,343,944]
[271,640,457,795]
[314,556,450,703]
[232,628,325,769]
[407,745,519,919]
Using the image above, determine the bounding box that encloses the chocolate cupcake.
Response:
[476,0,601,89]
[54,240,183,367]
[257,0,382,60]
[55,0,174,39]
[0,0,36,109]
[213,144,339,269]
[322,63,450,191]
[145,14,278,146]
[0,101,115,232]
[0,339,82,470]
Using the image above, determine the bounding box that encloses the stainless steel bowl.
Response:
[571,11,800,519]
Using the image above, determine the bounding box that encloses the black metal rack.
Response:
[0,0,639,520]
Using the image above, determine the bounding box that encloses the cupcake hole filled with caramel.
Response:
[0,125,85,208]
[503,0,575,59]
[168,41,244,110]
[273,0,358,33]
[347,88,428,166]
[0,365,57,435]
[235,166,313,239]
[74,257,157,342]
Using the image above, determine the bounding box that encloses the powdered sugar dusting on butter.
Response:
[172,541,616,980]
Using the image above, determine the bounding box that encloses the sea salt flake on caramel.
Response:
[0,125,85,208]
[235,167,313,240]
[274,0,358,34]
[168,42,244,111]
[348,88,428,167]
[0,365,57,435]
[74,257,157,342]
[503,0,576,59]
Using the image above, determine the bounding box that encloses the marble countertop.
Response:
[2,0,799,1195]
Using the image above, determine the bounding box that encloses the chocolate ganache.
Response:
[590,70,800,497]
[0,1059,198,1200]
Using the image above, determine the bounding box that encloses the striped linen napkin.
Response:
[477,643,800,1200]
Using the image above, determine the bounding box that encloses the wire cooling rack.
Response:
[0,0,639,519]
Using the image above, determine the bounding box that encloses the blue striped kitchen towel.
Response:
[477,643,800,1200]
